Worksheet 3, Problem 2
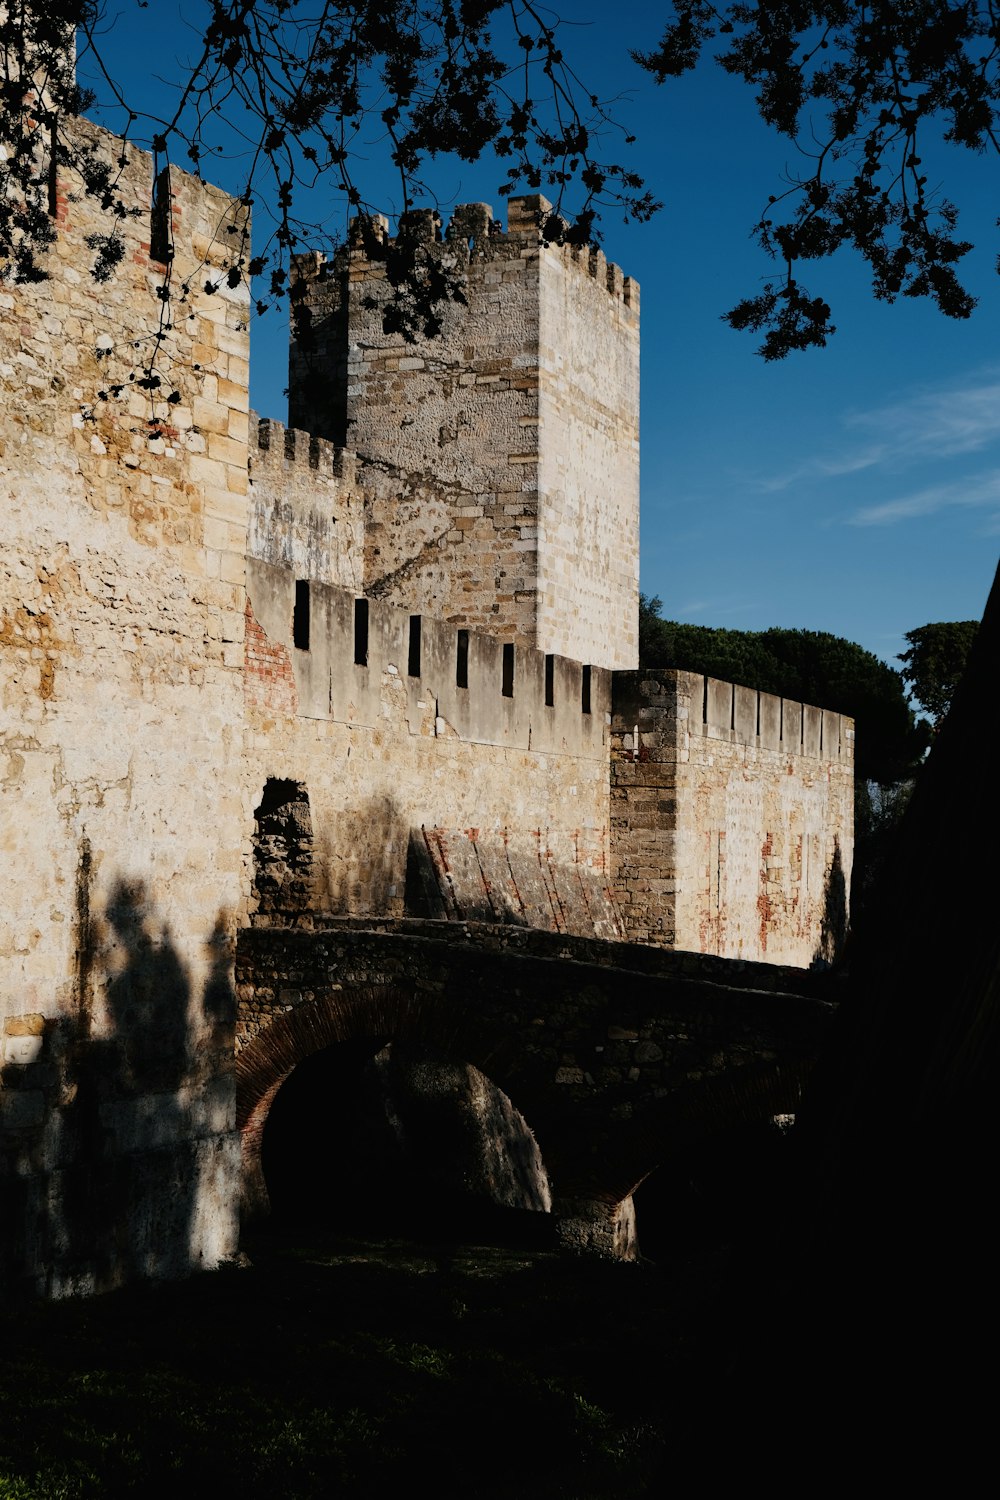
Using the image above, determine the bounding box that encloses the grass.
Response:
[0,1222,729,1499]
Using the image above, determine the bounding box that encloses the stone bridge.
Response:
[235,919,836,1256]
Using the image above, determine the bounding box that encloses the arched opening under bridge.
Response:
[237,984,555,1248]
[261,1039,553,1244]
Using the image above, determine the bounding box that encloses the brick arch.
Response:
[236,981,527,1219]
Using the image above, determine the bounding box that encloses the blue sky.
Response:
[80,2,999,668]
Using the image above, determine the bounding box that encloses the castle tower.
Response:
[288,195,640,670]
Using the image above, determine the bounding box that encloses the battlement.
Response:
[697,674,853,762]
[251,415,355,486]
[323,194,638,309]
[249,417,363,593]
[246,566,610,762]
[613,670,853,765]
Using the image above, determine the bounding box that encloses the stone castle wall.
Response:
[1,100,852,1296]
[288,196,639,670]
[242,569,618,936]
[535,219,640,668]
[611,672,854,965]
[248,417,363,592]
[0,117,249,1295]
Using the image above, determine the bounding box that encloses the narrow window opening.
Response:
[755,691,761,738]
[47,121,58,219]
[779,699,784,743]
[408,615,422,678]
[354,598,369,667]
[544,654,555,708]
[292,580,311,651]
[456,629,469,689]
[150,165,173,264]
[702,676,709,724]
[581,664,592,716]
[730,684,736,731]
[502,643,515,698]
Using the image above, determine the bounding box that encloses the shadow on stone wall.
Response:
[315,792,408,916]
[0,840,238,1298]
[403,829,502,922]
[813,837,848,968]
[250,783,411,922]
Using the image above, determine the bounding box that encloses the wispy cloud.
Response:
[758,369,1000,493]
[849,468,1000,526]
[677,597,758,618]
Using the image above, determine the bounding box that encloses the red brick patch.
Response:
[244,598,298,716]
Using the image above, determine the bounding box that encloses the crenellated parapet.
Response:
[245,566,610,763]
[252,415,355,484]
[695,674,853,762]
[249,416,363,593]
[328,195,639,311]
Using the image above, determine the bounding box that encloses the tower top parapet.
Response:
[323,193,638,311]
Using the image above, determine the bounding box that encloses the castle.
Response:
[0,101,853,1294]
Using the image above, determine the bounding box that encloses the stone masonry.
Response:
[288,196,640,670]
[611,672,854,964]
[1,78,852,1294]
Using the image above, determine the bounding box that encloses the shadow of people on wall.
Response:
[56,879,194,1289]
[11,853,240,1297]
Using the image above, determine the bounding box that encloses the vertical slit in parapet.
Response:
[149,164,172,263]
[456,629,469,689]
[354,598,369,667]
[702,677,709,724]
[502,643,515,699]
[756,691,761,738]
[292,580,310,652]
[581,665,592,716]
[47,121,58,219]
[544,654,555,708]
[408,615,421,678]
[730,684,735,731]
[780,699,784,743]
